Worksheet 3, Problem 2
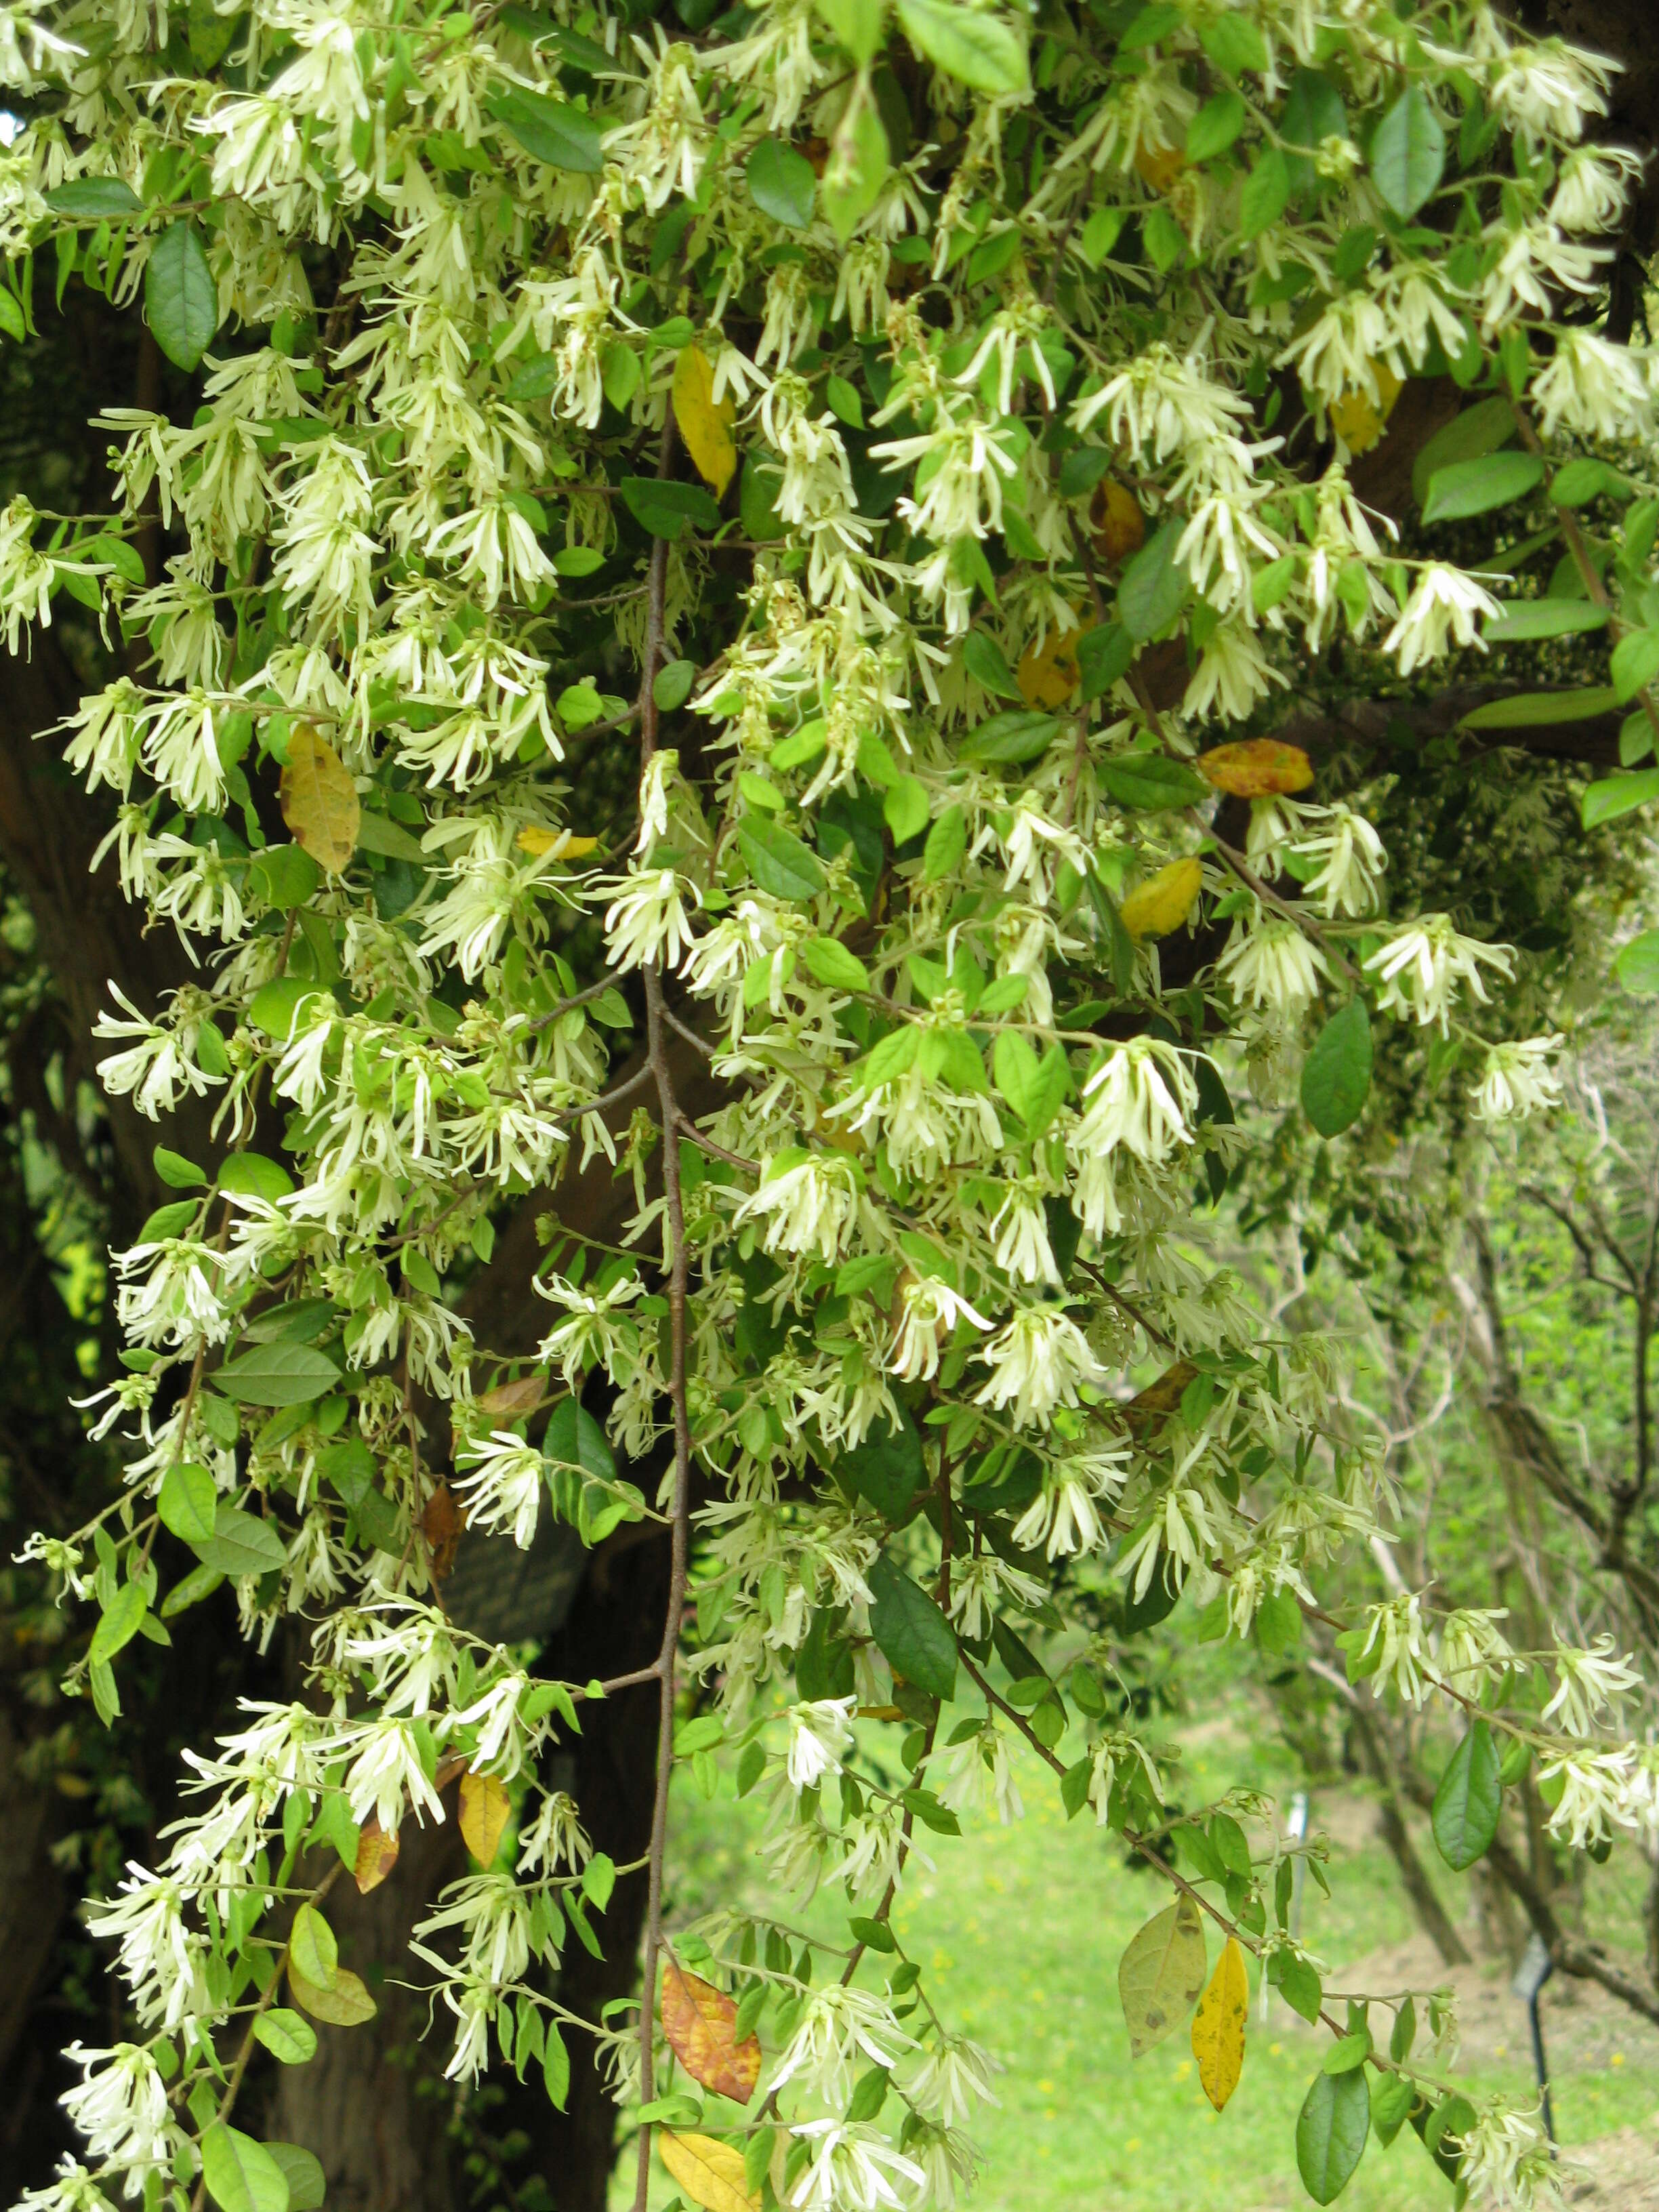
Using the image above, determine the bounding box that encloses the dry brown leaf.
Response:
[1191,1935,1248,2111]
[422,1483,463,1579]
[1198,739,1314,799]
[1118,1893,1207,2060]
[354,1818,401,1894]
[459,1769,511,1866]
[1016,623,1081,708]
[672,344,737,500]
[1122,1361,1196,1435]
[289,1963,377,2026]
[660,1953,762,2104]
[1091,479,1145,566]
[1120,858,1202,941]
[476,1372,550,1425]
[279,724,360,874]
[515,825,600,859]
[657,2133,758,2212]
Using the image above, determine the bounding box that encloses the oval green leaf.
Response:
[1301,999,1372,1139]
[746,141,816,228]
[145,222,218,372]
[1296,2066,1370,2205]
[1431,1719,1501,1871]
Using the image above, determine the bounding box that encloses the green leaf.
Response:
[251,843,326,908]
[195,1504,288,1578]
[214,1341,340,1407]
[1198,14,1267,75]
[90,1582,148,1666]
[1551,457,1628,507]
[747,140,816,228]
[1077,623,1135,700]
[1481,603,1609,643]
[262,2148,324,2212]
[353,811,427,862]
[1370,86,1445,220]
[894,0,1028,95]
[957,710,1060,765]
[922,805,966,882]
[543,2021,571,2109]
[200,2128,291,2212]
[1117,520,1187,640]
[802,937,871,991]
[1422,451,1544,525]
[289,1903,338,1989]
[866,1551,957,1700]
[653,659,696,713]
[1118,1896,1208,2059]
[1410,396,1517,506]
[187,0,237,66]
[160,1563,224,1618]
[1101,754,1208,812]
[153,1146,206,1189]
[620,476,722,539]
[1458,685,1619,728]
[1239,148,1290,237]
[545,1396,616,1481]
[883,774,929,846]
[218,1151,296,1204]
[1301,999,1372,1138]
[1187,91,1246,163]
[1582,766,1659,829]
[158,1462,218,1547]
[1615,927,1659,994]
[489,87,605,171]
[840,1410,924,1520]
[253,2011,319,2066]
[963,630,1019,699]
[47,178,146,219]
[1431,1719,1502,1871]
[145,224,218,371]
[1296,2067,1370,2205]
[1610,628,1659,704]
[739,818,826,901]
[822,96,890,243]
[816,0,888,62]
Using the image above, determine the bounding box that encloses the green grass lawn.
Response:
[642,1699,1659,2212]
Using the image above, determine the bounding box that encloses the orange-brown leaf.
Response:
[1197,739,1314,799]
[659,1952,762,2104]
[1122,1361,1197,1435]
[422,1483,463,1579]
[459,1770,512,1866]
[354,1818,401,1894]
[1091,479,1145,567]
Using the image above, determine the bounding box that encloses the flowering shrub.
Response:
[3,0,1658,2207]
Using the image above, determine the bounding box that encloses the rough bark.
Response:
[272,1814,466,2212]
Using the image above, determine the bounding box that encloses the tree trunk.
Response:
[1346,1702,1471,1968]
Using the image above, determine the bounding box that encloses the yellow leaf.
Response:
[1118,1893,1208,2060]
[1191,1936,1248,2112]
[1133,142,1187,194]
[289,1963,377,2026]
[672,344,737,500]
[1328,365,1403,457]
[1090,479,1145,566]
[1120,857,1202,941]
[516,825,600,859]
[354,1818,401,1895]
[279,724,360,874]
[1197,739,1314,799]
[1016,623,1081,708]
[658,2133,758,2212]
[459,1770,511,1866]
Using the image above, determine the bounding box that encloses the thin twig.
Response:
[630,415,697,2212]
